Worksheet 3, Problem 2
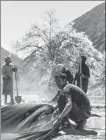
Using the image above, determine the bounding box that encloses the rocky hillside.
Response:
[1,47,22,66]
[73,2,105,52]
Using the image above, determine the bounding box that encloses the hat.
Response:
[81,55,86,61]
[5,56,12,62]
[54,64,65,73]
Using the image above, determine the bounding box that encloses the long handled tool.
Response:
[15,71,22,104]
[80,55,82,89]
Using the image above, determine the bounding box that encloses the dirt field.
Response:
[1,89,105,140]
[54,99,105,140]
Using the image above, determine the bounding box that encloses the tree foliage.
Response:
[13,10,105,89]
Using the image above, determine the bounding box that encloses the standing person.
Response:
[2,56,17,105]
[53,70,91,130]
[74,56,90,93]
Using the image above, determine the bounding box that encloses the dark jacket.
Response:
[74,62,90,93]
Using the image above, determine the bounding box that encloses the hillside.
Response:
[1,47,22,66]
[73,2,105,52]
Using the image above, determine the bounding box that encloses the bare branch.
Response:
[32,25,49,41]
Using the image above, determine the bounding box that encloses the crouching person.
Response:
[53,71,91,130]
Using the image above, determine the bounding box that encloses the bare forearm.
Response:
[83,75,89,79]
[12,67,18,72]
[2,73,8,78]
[51,92,60,103]
[54,104,58,110]
[58,103,72,120]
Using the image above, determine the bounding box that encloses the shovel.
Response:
[15,71,22,104]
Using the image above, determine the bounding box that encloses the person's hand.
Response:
[63,83,71,92]
[53,118,61,128]
[13,65,18,72]
[79,73,84,78]
[80,73,87,79]
[14,65,17,69]
[3,74,9,79]
[81,74,85,78]
[45,107,54,114]
[53,108,59,118]
[79,73,82,76]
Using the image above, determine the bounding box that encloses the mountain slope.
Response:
[1,47,22,66]
[73,2,105,52]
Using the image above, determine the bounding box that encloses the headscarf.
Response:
[5,56,12,63]
[81,55,86,62]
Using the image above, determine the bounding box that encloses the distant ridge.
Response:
[73,2,105,52]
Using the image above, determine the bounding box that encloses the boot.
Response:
[76,119,87,129]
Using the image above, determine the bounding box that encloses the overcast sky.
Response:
[1,1,104,56]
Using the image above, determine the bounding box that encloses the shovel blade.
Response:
[15,96,22,104]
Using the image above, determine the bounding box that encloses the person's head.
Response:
[5,56,12,65]
[54,64,65,73]
[55,72,67,89]
[81,55,86,63]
